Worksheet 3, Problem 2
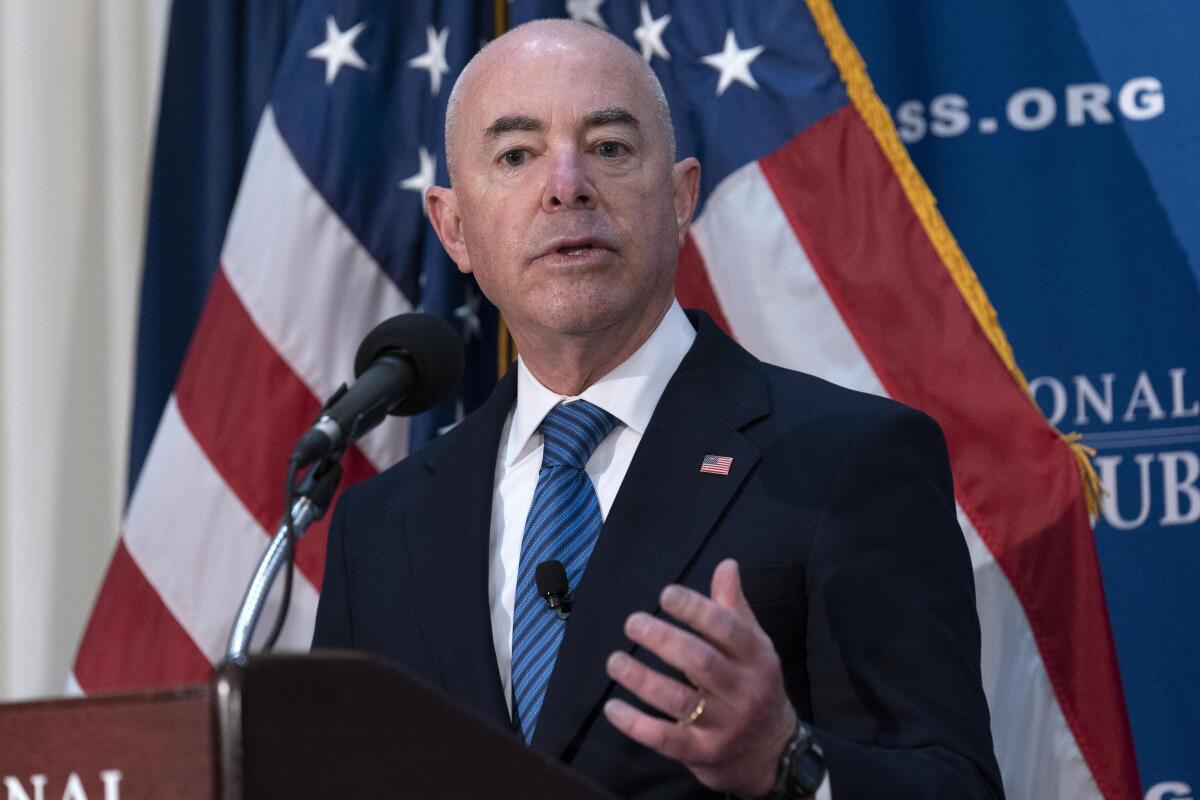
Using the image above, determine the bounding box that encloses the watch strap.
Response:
[762,718,825,799]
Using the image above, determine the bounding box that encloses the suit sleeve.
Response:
[311,489,354,649]
[804,405,1004,799]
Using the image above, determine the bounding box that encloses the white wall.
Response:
[0,0,170,701]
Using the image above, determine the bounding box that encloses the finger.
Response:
[625,612,739,694]
[659,583,760,658]
[710,558,753,616]
[607,651,704,721]
[603,698,698,763]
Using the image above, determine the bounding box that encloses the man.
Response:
[313,19,1003,800]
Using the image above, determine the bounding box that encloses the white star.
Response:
[408,25,451,96]
[567,0,608,29]
[399,147,436,213]
[701,29,765,97]
[633,2,671,62]
[454,285,483,342]
[307,16,368,86]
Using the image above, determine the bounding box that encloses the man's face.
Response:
[428,29,699,346]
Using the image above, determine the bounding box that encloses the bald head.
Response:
[423,17,701,382]
[444,19,676,185]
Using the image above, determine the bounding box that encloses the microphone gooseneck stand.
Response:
[221,311,466,666]
[225,456,342,664]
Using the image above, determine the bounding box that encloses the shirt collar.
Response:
[504,300,697,466]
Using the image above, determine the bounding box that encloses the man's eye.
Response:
[502,150,527,167]
[596,141,626,158]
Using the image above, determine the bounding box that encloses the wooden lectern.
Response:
[0,653,618,799]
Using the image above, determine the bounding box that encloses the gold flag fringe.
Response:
[1061,432,1104,520]
[805,0,1102,518]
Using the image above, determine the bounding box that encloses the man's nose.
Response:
[541,150,597,211]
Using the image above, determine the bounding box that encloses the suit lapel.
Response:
[404,369,517,731]
[531,316,770,759]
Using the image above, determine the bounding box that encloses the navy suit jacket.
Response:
[313,312,1004,799]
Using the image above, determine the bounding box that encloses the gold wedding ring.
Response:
[680,695,706,727]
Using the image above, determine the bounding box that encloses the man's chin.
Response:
[505,302,626,342]
[539,296,669,341]
[544,309,626,338]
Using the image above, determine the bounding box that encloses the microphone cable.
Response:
[262,458,300,652]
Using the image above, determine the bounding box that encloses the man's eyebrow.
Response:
[484,115,544,138]
[582,106,640,130]
[482,108,640,139]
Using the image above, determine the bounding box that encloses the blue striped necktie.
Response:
[510,399,619,742]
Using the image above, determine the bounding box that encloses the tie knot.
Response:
[539,400,619,470]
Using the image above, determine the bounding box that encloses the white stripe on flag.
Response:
[961,509,1100,800]
[696,161,1098,799]
[64,672,84,697]
[690,160,886,398]
[221,106,412,472]
[123,396,319,663]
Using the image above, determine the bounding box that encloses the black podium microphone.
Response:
[290,313,464,469]
[536,560,573,620]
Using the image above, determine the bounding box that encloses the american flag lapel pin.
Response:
[700,454,733,476]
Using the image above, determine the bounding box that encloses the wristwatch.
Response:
[760,718,826,799]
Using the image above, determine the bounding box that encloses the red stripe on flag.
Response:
[73,540,212,692]
[174,268,379,591]
[676,233,732,335]
[758,104,1138,799]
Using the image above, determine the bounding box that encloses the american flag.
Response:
[700,454,733,476]
[74,1,1138,798]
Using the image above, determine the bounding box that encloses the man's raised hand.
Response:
[603,558,797,797]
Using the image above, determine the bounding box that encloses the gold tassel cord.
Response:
[805,0,1029,395]
[805,0,1102,515]
[1060,432,1105,520]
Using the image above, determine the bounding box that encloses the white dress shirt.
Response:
[488,300,696,708]
[486,301,832,800]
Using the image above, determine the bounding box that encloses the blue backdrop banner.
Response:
[837,3,1200,796]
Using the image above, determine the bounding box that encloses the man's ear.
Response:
[671,157,701,246]
[426,185,472,274]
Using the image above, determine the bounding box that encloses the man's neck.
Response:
[512,298,674,396]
